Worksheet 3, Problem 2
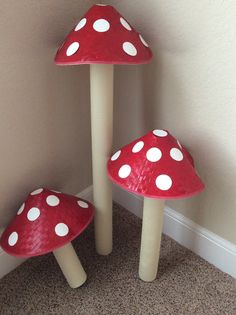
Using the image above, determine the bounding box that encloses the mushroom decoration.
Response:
[54,4,152,255]
[0,188,94,288]
[107,130,204,282]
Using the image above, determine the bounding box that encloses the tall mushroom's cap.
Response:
[107,130,204,199]
[0,188,94,257]
[54,4,152,65]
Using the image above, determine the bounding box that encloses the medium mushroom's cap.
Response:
[55,4,152,65]
[0,188,94,257]
[107,130,204,199]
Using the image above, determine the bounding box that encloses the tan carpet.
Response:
[0,203,235,315]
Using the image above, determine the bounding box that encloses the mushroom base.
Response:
[139,198,165,282]
[90,64,114,255]
[53,243,87,288]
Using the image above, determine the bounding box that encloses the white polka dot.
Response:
[123,42,137,56]
[27,207,40,221]
[156,175,172,191]
[8,232,18,246]
[93,19,110,32]
[17,203,25,215]
[55,223,69,237]
[66,42,80,56]
[146,147,162,162]
[51,190,61,194]
[153,129,168,137]
[177,140,182,149]
[31,188,43,195]
[96,4,107,6]
[118,165,131,178]
[77,200,89,208]
[111,150,121,161]
[139,34,149,47]
[75,18,87,31]
[132,141,144,153]
[170,148,183,161]
[46,195,60,206]
[120,17,131,31]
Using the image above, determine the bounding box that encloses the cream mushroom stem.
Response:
[90,64,114,255]
[139,197,165,282]
[53,243,87,288]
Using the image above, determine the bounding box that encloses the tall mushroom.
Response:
[54,4,152,255]
[107,130,204,282]
[0,188,94,288]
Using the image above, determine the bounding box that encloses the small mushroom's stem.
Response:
[53,243,87,288]
[139,198,165,282]
[90,64,114,255]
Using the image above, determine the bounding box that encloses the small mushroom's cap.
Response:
[55,4,152,65]
[107,130,204,199]
[0,188,94,257]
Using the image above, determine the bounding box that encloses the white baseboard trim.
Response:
[112,185,236,279]
[1,185,235,279]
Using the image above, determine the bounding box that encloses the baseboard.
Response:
[1,185,235,279]
[112,185,236,279]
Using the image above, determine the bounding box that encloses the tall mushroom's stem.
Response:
[53,243,87,288]
[90,64,114,255]
[139,198,165,282]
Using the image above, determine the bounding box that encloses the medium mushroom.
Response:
[107,129,204,282]
[0,188,94,288]
[54,4,152,255]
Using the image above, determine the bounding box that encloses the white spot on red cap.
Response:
[139,34,149,47]
[46,195,60,206]
[170,148,183,161]
[77,200,89,208]
[17,203,25,215]
[146,147,162,162]
[118,165,131,178]
[27,207,41,221]
[55,223,69,237]
[111,150,121,161]
[156,175,172,191]
[123,42,137,56]
[132,141,144,153]
[31,188,43,195]
[120,17,131,31]
[93,19,110,32]
[66,42,80,56]
[8,232,18,246]
[153,129,168,137]
[75,18,87,31]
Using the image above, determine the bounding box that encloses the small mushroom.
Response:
[0,188,94,288]
[107,130,204,282]
[54,4,152,255]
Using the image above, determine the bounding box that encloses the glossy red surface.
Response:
[107,130,204,199]
[0,189,94,257]
[55,4,152,65]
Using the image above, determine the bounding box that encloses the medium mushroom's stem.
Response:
[90,64,114,255]
[53,243,87,288]
[139,198,165,282]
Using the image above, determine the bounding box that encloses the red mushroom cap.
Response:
[54,4,152,65]
[107,130,204,199]
[0,188,94,257]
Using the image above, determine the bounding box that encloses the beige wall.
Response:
[110,0,236,244]
[1,1,236,245]
[0,1,93,226]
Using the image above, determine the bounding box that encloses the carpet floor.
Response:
[0,203,235,315]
